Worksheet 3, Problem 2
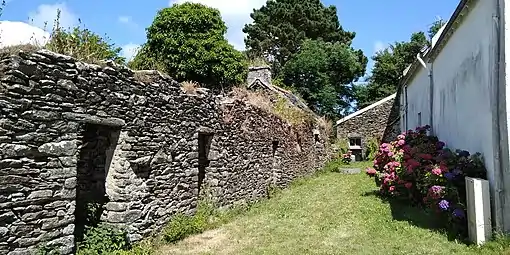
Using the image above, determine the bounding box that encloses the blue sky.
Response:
[1,0,459,75]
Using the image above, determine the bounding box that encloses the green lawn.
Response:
[159,162,510,255]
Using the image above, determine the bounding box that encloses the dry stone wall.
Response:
[336,96,399,158]
[0,49,329,254]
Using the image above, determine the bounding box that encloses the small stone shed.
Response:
[335,93,400,160]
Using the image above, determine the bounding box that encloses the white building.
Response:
[400,0,510,232]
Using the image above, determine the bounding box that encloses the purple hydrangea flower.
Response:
[459,150,470,157]
[452,208,465,218]
[430,185,443,193]
[438,200,450,211]
[452,168,463,176]
[444,172,455,181]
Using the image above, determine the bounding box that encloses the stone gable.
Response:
[336,94,400,159]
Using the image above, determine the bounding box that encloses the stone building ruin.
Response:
[0,49,329,254]
[335,94,401,160]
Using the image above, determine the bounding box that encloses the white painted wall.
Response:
[430,0,496,185]
[404,66,430,130]
[403,0,504,228]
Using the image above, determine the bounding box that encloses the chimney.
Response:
[247,66,272,89]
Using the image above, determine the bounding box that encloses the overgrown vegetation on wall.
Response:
[227,86,335,136]
[0,9,125,65]
[366,125,487,239]
[46,14,125,64]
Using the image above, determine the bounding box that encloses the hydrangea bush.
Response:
[366,125,487,238]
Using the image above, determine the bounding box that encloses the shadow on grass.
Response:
[362,190,467,243]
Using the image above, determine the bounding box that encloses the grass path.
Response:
[158,164,510,255]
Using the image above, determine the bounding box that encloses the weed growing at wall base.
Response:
[76,224,131,255]
[162,199,249,244]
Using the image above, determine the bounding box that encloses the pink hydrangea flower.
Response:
[366,168,377,175]
[431,167,442,175]
[419,154,433,160]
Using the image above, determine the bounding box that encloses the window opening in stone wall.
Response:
[198,133,214,196]
[418,112,422,127]
[272,141,279,156]
[349,138,361,147]
[75,124,118,242]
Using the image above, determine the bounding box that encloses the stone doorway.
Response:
[75,124,119,241]
[198,132,213,196]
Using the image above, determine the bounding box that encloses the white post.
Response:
[465,177,492,245]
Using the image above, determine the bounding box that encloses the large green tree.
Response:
[353,19,447,109]
[243,0,355,75]
[281,39,367,119]
[428,18,447,39]
[129,3,247,89]
[354,32,429,109]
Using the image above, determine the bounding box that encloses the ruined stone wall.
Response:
[0,50,329,254]
[336,96,399,158]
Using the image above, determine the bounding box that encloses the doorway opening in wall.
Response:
[272,141,279,156]
[75,123,119,242]
[418,112,422,127]
[198,132,214,196]
[296,133,302,152]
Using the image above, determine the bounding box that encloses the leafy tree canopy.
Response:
[428,18,447,39]
[281,39,367,119]
[243,0,355,75]
[129,3,247,89]
[354,28,437,109]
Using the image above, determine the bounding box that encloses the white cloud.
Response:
[28,3,77,30]
[0,21,50,48]
[169,0,266,50]
[121,43,140,61]
[117,15,140,31]
[118,16,131,24]
[373,41,388,54]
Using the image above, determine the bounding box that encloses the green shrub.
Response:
[46,10,124,64]
[323,158,343,173]
[333,138,349,156]
[364,136,380,161]
[162,200,216,243]
[37,243,60,255]
[130,2,247,89]
[162,199,249,244]
[106,243,154,255]
[77,224,130,255]
[367,125,488,239]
